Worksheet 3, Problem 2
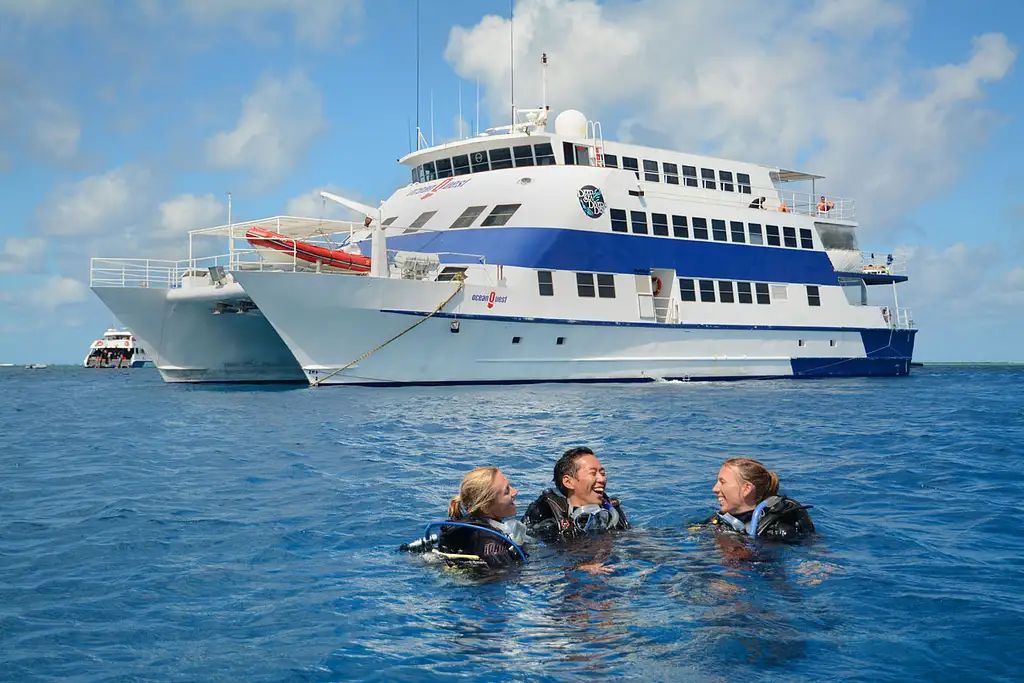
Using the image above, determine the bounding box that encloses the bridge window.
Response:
[422,161,437,181]
[806,285,821,306]
[575,145,590,166]
[450,206,486,229]
[489,148,513,170]
[748,223,763,245]
[712,219,728,242]
[513,145,534,167]
[701,168,716,190]
[730,221,746,243]
[576,273,596,297]
[623,157,640,179]
[453,154,471,176]
[630,211,648,234]
[672,215,688,238]
[679,278,697,301]
[603,153,618,168]
[719,170,734,192]
[800,228,814,249]
[783,226,798,248]
[597,274,616,298]
[766,225,781,246]
[562,142,576,165]
[409,211,437,230]
[643,160,660,182]
[436,158,453,178]
[736,172,752,194]
[682,165,698,187]
[699,279,716,302]
[718,280,735,303]
[737,282,753,304]
[692,217,709,240]
[482,203,521,227]
[538,270,554,296]
[470,150,489,173]
[755,283,771,304]
[663,162,679,185]
[610,208,628,233]
[534,143,556,165]
[652,213,669,236]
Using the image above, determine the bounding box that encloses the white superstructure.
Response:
[83,328,151,368]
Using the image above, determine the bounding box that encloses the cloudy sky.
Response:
[0,0,1020,363]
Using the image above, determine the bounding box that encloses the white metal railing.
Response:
[895,308,914,329]
[859,251,906,276]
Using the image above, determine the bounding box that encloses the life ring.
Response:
[882,307,891,323]
[651,276,663,297]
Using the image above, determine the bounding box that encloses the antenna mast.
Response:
[542,53,548,113]
[509,0,515,124]
[415,0,421,150]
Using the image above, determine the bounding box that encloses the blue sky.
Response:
[0,0,1020,364]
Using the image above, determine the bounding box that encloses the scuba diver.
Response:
[522,447,629,543]
[399,466,528,569]
[707,457,815,543]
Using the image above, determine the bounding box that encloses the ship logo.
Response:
[578,185,606,218]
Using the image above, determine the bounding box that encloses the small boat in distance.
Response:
[25,364,48,369]
[83,328,151,368]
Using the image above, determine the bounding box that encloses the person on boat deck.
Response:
[706,458,814,543]
[435,466,529,568]
[817,196,835,213]
[522,447,629,543]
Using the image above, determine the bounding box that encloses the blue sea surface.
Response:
[1,366,1022,682]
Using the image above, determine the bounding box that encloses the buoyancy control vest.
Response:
[712,495,815,543]
[522,489,629,542]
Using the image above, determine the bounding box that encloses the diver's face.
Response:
[485,471,518,520]
[564,454,607,507]
[713,465,754,514]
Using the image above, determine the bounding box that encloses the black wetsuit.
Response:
[707,495,815,543]
[522,489,629,543]
[436,517,524,569]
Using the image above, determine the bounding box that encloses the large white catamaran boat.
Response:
[225,103,916,387]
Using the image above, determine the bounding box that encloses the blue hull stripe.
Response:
[366,227,843,285]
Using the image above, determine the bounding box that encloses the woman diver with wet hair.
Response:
[400,467,529,569]
[708,458,815,542]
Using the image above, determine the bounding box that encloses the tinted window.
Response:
[748,223,763,245]
[719,170,734,192]
[603,153,618,168]
[534,143,555,165]
[381,217,398,226]
[783,226,797,248]
[699,279,716,302]
[596,273,616,298]
[437,266,468,282]
[800,227,814,249]
[538,270,553,296]
[610,208,628,233]
[755,282,770,304]
[737,281,753,304]
[701,168,716,190]
[630,211,648,234]
[576,272,596,297]
[481,203,521,227]
[450,205,486,229]
[488,148,513,170]
[470,150,489,173]
[513,145,534,167]
[652,213,669,236]
[436,158,453,178]
[574,145,590,166]
[730,221,746,243]
[718,280,735,303]
[682,165,698,187]
[663,162,679,185]
[422,161,437,181]
[453,154,471,176]
[692,217,709,240]
[643,159,659,182]
[807,285,821,306]
[736,172,752,194]
[409,211,437,229]
[680,278,697,302]
[623,157,640,178]
[766,224,781,246]
[562,142,576,166]
[712,219,728,241]
[672,215,689,238]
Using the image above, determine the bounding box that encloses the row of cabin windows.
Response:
[537,271,615,298]
[412,144,556,183]
[609,209,815,249]
[391,204,523,232]
[603,154,752,194]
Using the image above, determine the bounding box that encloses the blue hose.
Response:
[748,500,772,537]
[423,521,527,562]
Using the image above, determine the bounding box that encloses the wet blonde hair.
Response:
[723,458,780,502]
[448,466,500,520]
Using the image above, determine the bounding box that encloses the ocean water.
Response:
[1,366,1022,683]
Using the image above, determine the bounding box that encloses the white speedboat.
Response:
[83,328,152,368]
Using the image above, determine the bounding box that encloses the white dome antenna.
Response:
[554,110,588,138]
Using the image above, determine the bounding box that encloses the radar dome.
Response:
[554,109,588,137]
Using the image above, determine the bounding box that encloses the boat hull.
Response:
[91,283,305,383]
[234,271,916,386]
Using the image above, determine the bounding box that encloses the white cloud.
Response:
[445,0,1015,236]
[28,276,88,310]
[205,71,327,188]
[0,237,47,274]
[158,193,225,237]
[36,165,153,236]
[284,185,368,221]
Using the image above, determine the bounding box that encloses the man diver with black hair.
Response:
[707,457,814,543]
[522,447,629,543]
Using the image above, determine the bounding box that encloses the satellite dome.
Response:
[554,109,588,137]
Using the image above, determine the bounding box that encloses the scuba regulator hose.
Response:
[398,521,527,562]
